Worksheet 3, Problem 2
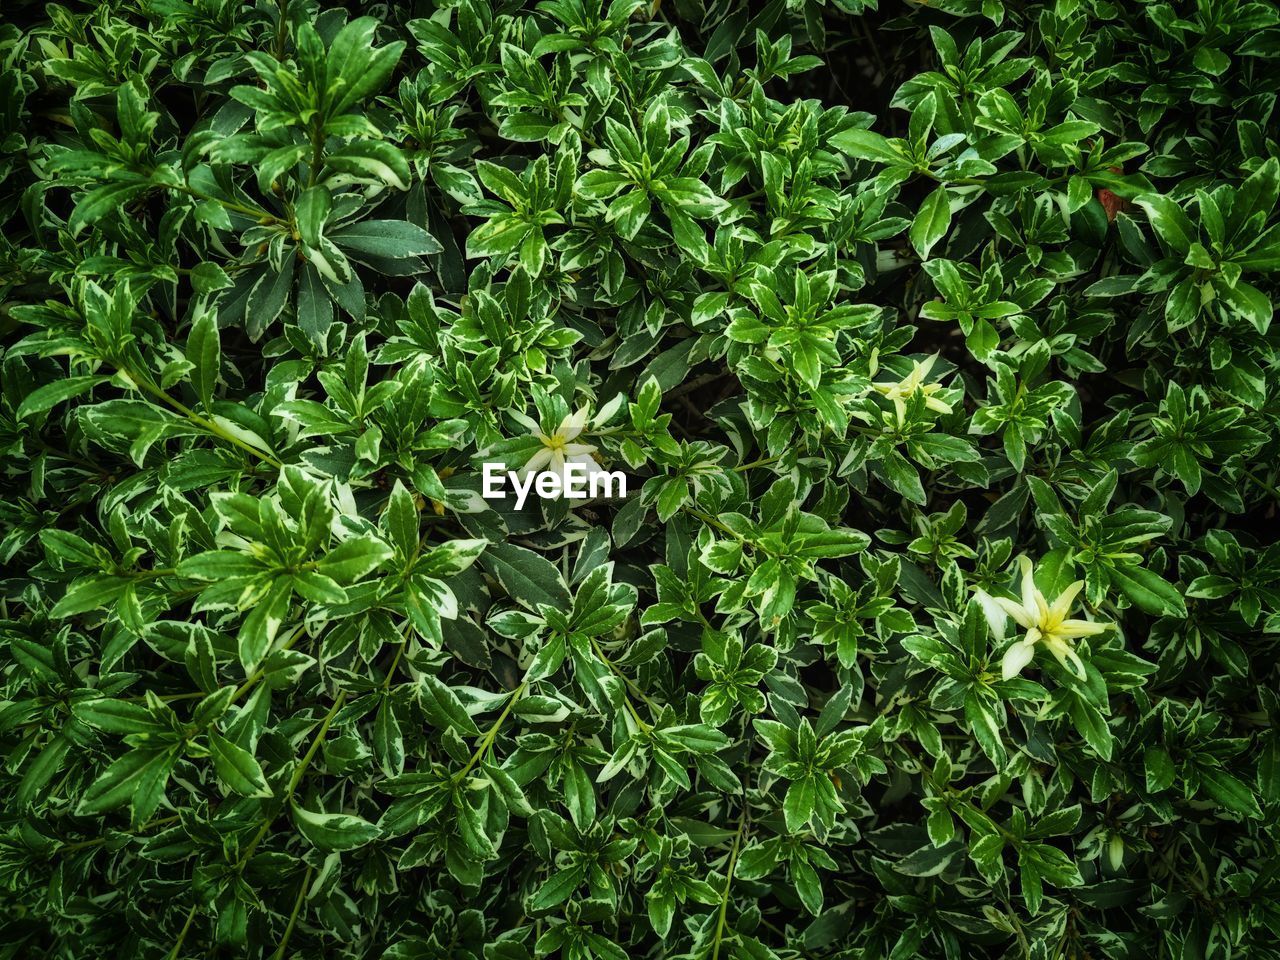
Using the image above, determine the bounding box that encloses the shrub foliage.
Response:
[2,0,1280,957]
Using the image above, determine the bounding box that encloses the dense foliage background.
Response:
[3,0,1280,957]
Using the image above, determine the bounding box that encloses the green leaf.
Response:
[417,538,488,577]
[297,262,335,345]
[325,17,406,114]
[418,674,482,736]
[68,180,151,233]
[528,865,585,911]
[76,747,176,827]
[41,529,106,567]
[327,140,411,191]
[660,724,730,754]
[186,312,221,410]
[329,220,442,259]
[16,376,108,420]
[480,542,571,613]
[179,550,267,580]
[963,690,1005,764]
[295,186,332,247]
[292,802,381,851]
[876,450,926,504]
[909,186,952,260]
[1199,767,1262,820]
[208,730,272,798]
[73,698,170,736]
[830,127,902,164]
[237,578,292,674]
[895,840,963,877]
[1136,195,1196,253]
[1068,694,1113,761]
[317,537,394,582]
[1145,746,1176,793]
[783,776,816,833]
[1109,564,1186,617]
[50,575,129,617]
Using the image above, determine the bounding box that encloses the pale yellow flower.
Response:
[871,354,953,422]
[522,407,599,479]
[992,556,1111,681]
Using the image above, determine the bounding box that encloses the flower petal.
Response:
[559,407,590,441]
[1046,637,1089,681]
[974,589,1008,641]
[1001,640,1036,680]
[1018,556,1038,619]
[523,447,552,474]
[1056,618,1110,638]
[1049,580,1084,622]
[1034,589,1050,624]
[993,596,1037,630]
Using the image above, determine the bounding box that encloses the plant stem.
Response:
[167,182,282,224]
[732,455,780,472]
[589,636,660,710]
[710,806,748,960]
[59,815,179,853]
[233,623,306,703]
[270,862,313,960]
[307,121,325,188]
[237,691,348,868]
[131,567,177,579]
[167,903,198,960]
[273,0,290,60]
[685,508,746,542]
[1244,468,1280,502]
[622,694,651,733]
[31,438,104,472]
[454,682,527,782]
[381,642,405,691]
[161,682,344,956]
[122,365,282,468]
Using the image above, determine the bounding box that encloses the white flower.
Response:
[991,556,1111,681]
[871,354,953,423]
[520,407,613,498]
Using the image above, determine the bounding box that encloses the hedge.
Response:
[2,0,1279,958]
